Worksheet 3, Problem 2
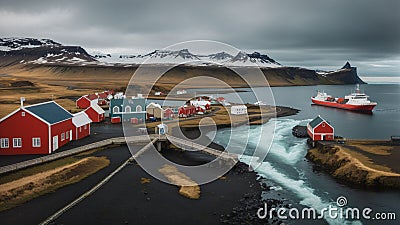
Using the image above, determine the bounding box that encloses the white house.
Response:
[231,105,247,115]
[156,123,168,135]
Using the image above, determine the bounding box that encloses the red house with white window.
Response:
[307,115,334,141]
[0,99,91,155]
[84,102,105,123]
[76,94,99,109]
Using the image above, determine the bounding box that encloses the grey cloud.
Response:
[0,0,399,76]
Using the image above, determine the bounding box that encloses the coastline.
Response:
[0,106,299,224]
[306,140,400,189]
[174,105,300,224]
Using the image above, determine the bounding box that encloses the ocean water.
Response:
[208,84,400,225]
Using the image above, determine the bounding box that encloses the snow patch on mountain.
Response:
[91,49,282,67]
[0,37,61,51]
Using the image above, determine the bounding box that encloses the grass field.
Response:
[0,156,110,212]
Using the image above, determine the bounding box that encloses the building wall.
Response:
[147,107,163,119]
[50,119,74,152]
[0,109,49,155]
[74,124,90,140]
[109,98,146,122]
[307,128,313,140]
[308,123,334,141]
[314,122,333,133]
[85,107,104,123]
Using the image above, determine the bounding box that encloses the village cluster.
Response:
[0,90,249,155]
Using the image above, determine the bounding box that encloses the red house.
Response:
[97,92,109,106]
[84,102,105,123]
[76,94,98,109]
[163,108,175,119]
[307,116,334,141]
[0,100,75,155]
[178,105,196,117]
[72,112,92,140]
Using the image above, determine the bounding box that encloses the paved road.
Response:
[0,145,138,225]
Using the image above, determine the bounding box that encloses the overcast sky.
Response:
[1,0,399,76]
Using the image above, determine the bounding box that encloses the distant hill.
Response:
[0,37,366,87]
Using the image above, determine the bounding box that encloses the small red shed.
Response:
[84,102,105,123]
[307,116,334,141]
[76,94,99,109]
[0,100,75,155]
[163,108,175,119]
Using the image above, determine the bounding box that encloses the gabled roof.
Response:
[86,94,99,100]
[87,101,105,114]
[25,101,73,124]
[72,112,92,127]
[308,115,331,129]
[146,102,162,109]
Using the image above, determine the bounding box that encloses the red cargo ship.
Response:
[311,84,377,112]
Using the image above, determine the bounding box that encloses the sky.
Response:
[0,0,399,77]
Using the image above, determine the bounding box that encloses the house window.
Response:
[79,127,82,132]
[32,138,41,147]
[66,131,69,139]
[322,123,326,127]
[84,124,87,130]
[22,112,25,117]
[1,138,9,148]
[136,105,142,112]
[13,138,22,148]
[61,133,65,141]
[113,106,120,114]
[125,106,131,113]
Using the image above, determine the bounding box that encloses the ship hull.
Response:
[311,98,376,111]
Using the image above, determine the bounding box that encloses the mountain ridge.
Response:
[0,37,366,85]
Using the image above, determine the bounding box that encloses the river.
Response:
[209,84,400,225]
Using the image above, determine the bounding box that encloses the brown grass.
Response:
[335,145,398,176]
[0,156,110,211]
[158,164,200,199]
[308,144,400,188]
[350,144,393,156]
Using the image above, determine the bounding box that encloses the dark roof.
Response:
[25,101,72,124]
[309,116,324,128]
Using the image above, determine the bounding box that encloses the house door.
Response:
[69,130,72,141]
[52,135,59,151]
[321,134,325,140]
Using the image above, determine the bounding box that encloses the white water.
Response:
[210,118,362,225]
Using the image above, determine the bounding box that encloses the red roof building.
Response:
[84,102,105,123]
[307,116,334,141]
[76,94,99,109]
[0,100,91,155]
[163,108,175,119]
[178,105,196,117]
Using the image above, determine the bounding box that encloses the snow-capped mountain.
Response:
[0,37,281,67]
[141,49,201,60]
[0,37,61,51]
[207,51,234,61]
[0,37,96,66]
[92,49,282,67]
[224,51,281,67]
